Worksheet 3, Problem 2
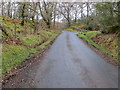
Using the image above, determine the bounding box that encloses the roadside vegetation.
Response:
[1,16,59,76]
[2,31,58,75]
[64,2,119,65]
[77,31,119,64]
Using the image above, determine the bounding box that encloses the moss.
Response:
[2,45,30,74]
[2,31,58,75]
[1,18,34,38]
[85,31,101,38]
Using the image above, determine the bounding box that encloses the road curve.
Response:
[34,31,118,88]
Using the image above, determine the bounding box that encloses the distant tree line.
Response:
[0,1,120,34]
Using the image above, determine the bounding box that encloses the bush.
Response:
[102,25,120,34]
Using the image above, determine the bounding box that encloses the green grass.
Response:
[2,31,58,76]
[2,45,30,74]
[77,31,118,62]
[21,35,41,46]
[1,16,60,76]
[84,31,101,38]
[20,31,52,47]
[65,27,79,32]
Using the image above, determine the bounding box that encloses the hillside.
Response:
[1,16,59,76]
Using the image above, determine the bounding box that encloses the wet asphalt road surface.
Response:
[34,31,118,88]
[3,31,118,88]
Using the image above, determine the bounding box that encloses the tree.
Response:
[72,3,81,23]
[53,2,57,27]
[58,2,74,27]
[20,3,26,26]
[1,2,4,16]
[7,2,11,17]
[79,3,84,19]
[117,1,120,26]
[38,1,54,28]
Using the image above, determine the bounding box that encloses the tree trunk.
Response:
[53,10,56,27]
[86,2,89,18]
[118,1,120,25]
[21,4,25,26]
[86,2,89,26]
[47,22,51,28]
[53,3,57,28]
[2,2,4,16]
[67,19,71,27]
[80,4,83,19]
[7,2,11,17]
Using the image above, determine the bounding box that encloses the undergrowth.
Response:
[1,16,60,76]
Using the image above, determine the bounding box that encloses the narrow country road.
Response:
[33,31,118,88]
[3,31,118,88]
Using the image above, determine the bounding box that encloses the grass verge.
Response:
[77,31,119,64]
[2,31,59,76]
